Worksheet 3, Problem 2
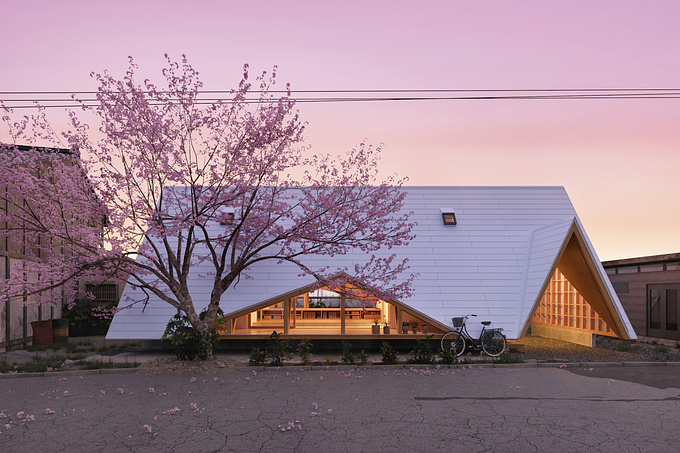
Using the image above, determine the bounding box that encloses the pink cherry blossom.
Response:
[0,55,415,359]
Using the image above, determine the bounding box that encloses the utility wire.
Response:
[2,88,679,109]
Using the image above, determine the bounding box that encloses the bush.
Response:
[341,341,355,364]
[438,348,458,365]
[380,341,398,364]
[249,347,267,364]
[162,309,221,361]
[63,300,117,336]
[410,335,435,364]
[358,349,369,365]
[296,338,313,364]
[266,331,292,365]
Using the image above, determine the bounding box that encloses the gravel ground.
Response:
[515,335,680,363]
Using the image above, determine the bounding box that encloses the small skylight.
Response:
[219,212,235,225]
[441,212,457,225]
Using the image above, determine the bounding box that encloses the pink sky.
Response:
[3,0,679,260]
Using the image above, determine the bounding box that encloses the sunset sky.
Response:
[2,0,679,261]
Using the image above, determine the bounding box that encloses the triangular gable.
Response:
[519,218,636,340]
[221,274,452,334]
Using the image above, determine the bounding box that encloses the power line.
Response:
[2,88,679,109]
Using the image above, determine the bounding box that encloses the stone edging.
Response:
[2,360,679,379]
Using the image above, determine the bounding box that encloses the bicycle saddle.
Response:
[481,321,491,326]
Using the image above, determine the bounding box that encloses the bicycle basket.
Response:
[452,317,464,328]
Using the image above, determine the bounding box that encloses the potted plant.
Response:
[372,318,381,334]
[421,324,428,334]
[382,318,390,334]
[410,320,419,333]
[402,321,410,334]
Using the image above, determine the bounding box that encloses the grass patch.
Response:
[613,342,635,352]
[77,360,139,370]
[494,352,525,364]
[654,345,670,353]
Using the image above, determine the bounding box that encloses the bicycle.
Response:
[440,314,507,357]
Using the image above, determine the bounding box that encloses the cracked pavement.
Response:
[1,365,679,452]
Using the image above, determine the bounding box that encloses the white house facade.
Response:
[107,186,636,345]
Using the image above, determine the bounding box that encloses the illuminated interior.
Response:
[219,286,443,336]
[531,269,616,336]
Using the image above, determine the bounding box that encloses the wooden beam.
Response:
[340,293,346,334]
[283,299,290,334]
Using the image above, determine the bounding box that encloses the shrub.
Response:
[380,341,398,364]
[266,331,292,366]
[358,349,369,365]
[296,338,313,364]
[438,348,458,365]
[162,309,221,361]
[63,299,117,336]
[410,335,435,364]
[249,347,267,364]
[341,341,355,364]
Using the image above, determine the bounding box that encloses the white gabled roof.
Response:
[107,186,635,340]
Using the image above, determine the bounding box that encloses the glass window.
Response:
[308,289,340,308]
[666,262,680,271]
[667,289,678,331]
[295,296,305,308]
[612,282,629,294]
[441,212,457,225]
[617,266,638,274]
[640,264,664,273]
[650,289,661,330]
[605,268,617,275]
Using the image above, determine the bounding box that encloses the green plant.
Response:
[438,348,458,365]
[382,318,389,327]
[63,299,117,336]
[358,349,369,365]
[249,347,267,364]
[613,342,634,352]
[409,320,419,328]
[373,318,380,325]
[296,338,313,364]
[655,345,670,353]
[410,335,435,363]
[493,352,525,364]
[380,341,398,364]
[266,331,292,365]
[341,341,355,364]
[162,308,222,361]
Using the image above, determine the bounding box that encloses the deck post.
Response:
[283,299,290,334]
[397,308,403,332]
[340,293,346,334]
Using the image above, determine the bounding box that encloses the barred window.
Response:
[86,283,118,301]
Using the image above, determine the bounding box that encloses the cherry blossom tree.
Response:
[0,55,415,357]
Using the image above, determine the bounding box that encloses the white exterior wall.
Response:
[107,186,634,340]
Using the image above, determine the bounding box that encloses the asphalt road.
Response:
[1,365,679,452]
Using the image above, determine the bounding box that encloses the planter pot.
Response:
[372,325,381,334]
[421,325,428,334]
[383,326,390,334]
[411,327,418,333]
[402,325,410,334]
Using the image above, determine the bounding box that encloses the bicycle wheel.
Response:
[441,331,466,357]
[481,330,506,357]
